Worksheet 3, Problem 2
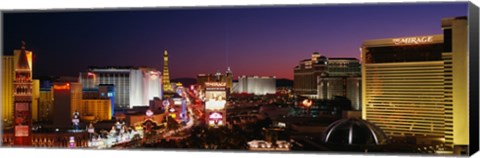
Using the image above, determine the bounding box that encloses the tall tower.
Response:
[13,41,33,146]
[162,49,173,93]
[225,67,233,93]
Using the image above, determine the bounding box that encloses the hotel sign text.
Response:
[393,36,434,45]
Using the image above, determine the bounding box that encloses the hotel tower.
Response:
[361,17,468,154]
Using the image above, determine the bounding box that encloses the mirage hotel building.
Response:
[361,17,468,153]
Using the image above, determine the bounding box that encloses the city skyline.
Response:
[3,3,467,80]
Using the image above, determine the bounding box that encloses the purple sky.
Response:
[3,2,468,80]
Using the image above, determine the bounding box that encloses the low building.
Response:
[236,75,276,95]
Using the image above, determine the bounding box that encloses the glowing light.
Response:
[205,99,226,110]
[302,99,312,107]
[146,110,153,117]
[209,112,223,119]
[205,82,226,87]
[392,36,434,45]
[54,84,70,90]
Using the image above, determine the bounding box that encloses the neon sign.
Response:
[209,112,223,119]
[54,83,70,90]
[205,82,226,87]
[392,36,434,45]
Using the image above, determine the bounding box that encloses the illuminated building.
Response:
[294,53,361,105]
[98,84,115,116]
[361,17,468,153]
[196,67,233,93]
[31,79,40,121]
[70,83,83,119]
[237,75,276,95]
[80,84,114,121]
[13,41,33,146]
[162,49,173,93]
[2,131,89,148]
[38,87,54,122]
[2,56,14,126]
[52,82,72,128]
[79,67,162,109]
[318,76,362,110]
[204,82,227,127]
[80,99,112,121]
[247,140,291,151]
[2,46,35,127]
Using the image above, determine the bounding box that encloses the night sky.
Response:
[2,2,468,80]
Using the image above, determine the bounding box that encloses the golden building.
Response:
[80,99,112,121]
[70,82,83,119]
[31,79,40,121]
[2,56,14,126]
[361,17,468,153]
[38,87,54,122]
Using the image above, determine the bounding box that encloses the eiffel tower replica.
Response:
[162,49,175,98]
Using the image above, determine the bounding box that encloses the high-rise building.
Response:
[163,49,173,93]
[2,56,14,126]
[70,82,83,119]
[38,87,54,123]
[79,66,162,109]
[294,53,361,109]
[13,41,33,146]
[31,80,40,122]
[52,82,74,128]
[361,17,468,153]
[237,76,276,95]
[197,67,233,93]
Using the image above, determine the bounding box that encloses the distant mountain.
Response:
[171,78,197,87]
[276,78,293,87]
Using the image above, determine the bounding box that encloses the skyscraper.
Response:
[13,41,33,146]
[162,49,173,93]
[2,56,14,127]
[361,17,468,153]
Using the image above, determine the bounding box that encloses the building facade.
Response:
[294,53,361,109]
[236,75,276,95]
[197,67,233,93]
[2,56,14,127]
[38,87,54,123]
[13,42,33,146]
[361,17,468,153]
[79,66,162,109]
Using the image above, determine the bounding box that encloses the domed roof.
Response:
[321,118,388,146]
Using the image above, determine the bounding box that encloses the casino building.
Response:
[361,17,468,154]
[79,66,162,109]
[294,53,361,110]
[236,75,276,95]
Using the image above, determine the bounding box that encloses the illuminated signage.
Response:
[54,83,70,90]
[205,82,226,87]
[146,110,153,117]
[15,125,29,137]
[148,71,160,79]
[162,100,170,107]
[209,112,223,119]
[205,100,226,110]
[392,36,434,45]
